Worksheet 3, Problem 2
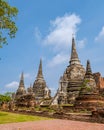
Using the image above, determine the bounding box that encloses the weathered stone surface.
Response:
[1,103,8,110]
[27,84,34,94]
[82,60,98,94]
[93,72,104,89]
[13,36,104,115]
[51,37,104,115]
[15,72,26,98]
[14,60,51,108]
[51,37,85,105]
[75,60,104,111]
[15,94,35,107]
[33,59,51,101]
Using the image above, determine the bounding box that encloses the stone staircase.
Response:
[67,80,83,104]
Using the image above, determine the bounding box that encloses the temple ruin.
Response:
[51,37,104,112]
[13,37,104,113]
[14,60,51,107]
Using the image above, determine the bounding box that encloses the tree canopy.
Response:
[0,94,11,103]
[0,0,18,47]
[4,92,13,97]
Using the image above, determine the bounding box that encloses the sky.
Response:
[0,0,104,95]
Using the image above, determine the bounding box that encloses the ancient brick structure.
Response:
[51,37,85,105]
[27,84,34,94]
[75,60,104,111]
[93,72,104,89]
[51,37,104,111]
[15,94,35,107]
[83,60,98,93]
[93,72,104,96]
[14,37,104,112]
[15,60,51,107]
[33,59,51,101]
[15,72,26,99]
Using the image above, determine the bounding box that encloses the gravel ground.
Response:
[0,119,104,130]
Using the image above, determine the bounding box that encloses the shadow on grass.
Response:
[0,113,8,116]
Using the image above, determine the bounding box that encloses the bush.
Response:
[0,94,11,104]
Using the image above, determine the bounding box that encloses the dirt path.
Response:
[0,119,104,130]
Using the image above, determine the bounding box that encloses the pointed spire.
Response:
[70,37,80,65]
[36,59,44,79]
[85,60,93,78]
[86,60,92,73]
[19,72,25,88]
[21,72,24,81]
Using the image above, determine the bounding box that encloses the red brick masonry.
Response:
[93,72,104,89]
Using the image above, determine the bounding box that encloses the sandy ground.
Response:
[0,119,104,130]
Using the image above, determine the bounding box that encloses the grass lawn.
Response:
[0,111,51,124]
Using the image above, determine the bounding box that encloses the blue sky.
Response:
[0,0,104,95]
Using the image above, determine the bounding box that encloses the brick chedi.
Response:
[51,37,104,109]
[15,72,26,98]
[27,84,34,94]
[15,75,35,107]
[76,60,99,109]
[51,37,85,105]
[33,59,51,101]
[83,60,97,94]
[75,60,104,111]
[13,36,104,112]
[93,72,104,94]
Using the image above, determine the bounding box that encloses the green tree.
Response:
[0,0,18,47]
[4,92,13,97]
[0,94,11,104]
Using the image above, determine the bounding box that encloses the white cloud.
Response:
[95,26,104,42]
[5,81,19,89]
[43,13,81,51]
[48,53,69,67]
[35,13,84,69]
[34,27,42,42]
[77,39,86,49]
